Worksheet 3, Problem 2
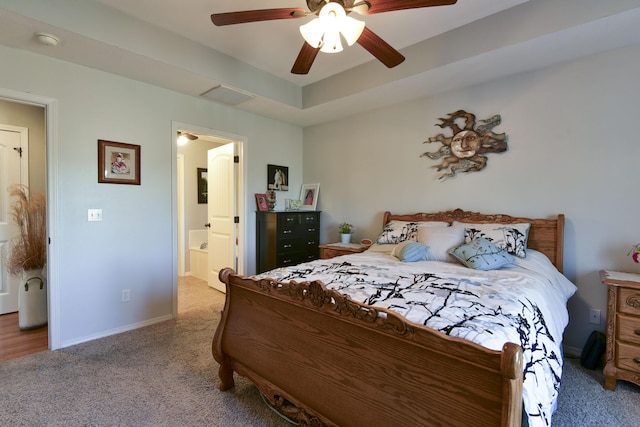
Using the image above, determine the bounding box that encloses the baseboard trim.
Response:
[563,344,582,358]
[58,314,174,349]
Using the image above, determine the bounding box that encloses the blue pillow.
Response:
[449,238,514,270]
[396,241,430,262]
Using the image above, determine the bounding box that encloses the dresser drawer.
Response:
[618,288,640,316]
[277,250,317,267]
[616,341,640,373]
[278,213,300,226]
[277,225,297,239]
[301,213,319,224]
[617,314,640,345]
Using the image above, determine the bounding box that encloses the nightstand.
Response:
[319,243,367,259]
[599,270,640,390]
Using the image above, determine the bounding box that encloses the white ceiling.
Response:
[92,0,527,86]
[1,0,639,127]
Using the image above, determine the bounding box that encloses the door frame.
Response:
[0,88,60,350]
[171,121,246,316]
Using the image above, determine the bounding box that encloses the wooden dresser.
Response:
[600,270,640,390]
[256,211,320,274]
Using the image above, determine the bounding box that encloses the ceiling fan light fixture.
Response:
[299,17,324,48]
[299,2,364,52]
[340,17,365,46]
[320,29,343,53]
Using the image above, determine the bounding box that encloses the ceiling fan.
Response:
[211,0,458,75]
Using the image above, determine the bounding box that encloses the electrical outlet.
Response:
[589,308,601,325]
[122,289,130,302]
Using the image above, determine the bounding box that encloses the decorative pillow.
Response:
[452,221,531,258]
[449,238,514,270]
[391,241,430,262]
[417,225,465,262]
[376,220,448,244]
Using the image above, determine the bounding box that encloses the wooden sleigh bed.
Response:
[212,209,567,427]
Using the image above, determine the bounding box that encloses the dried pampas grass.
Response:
[5,185,46,276]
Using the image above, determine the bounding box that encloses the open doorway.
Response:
[0,97,49,361]
[173,123,245,305]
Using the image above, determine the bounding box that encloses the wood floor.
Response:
[0,312,48,363]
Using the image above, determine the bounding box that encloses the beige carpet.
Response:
[0,276,291,426]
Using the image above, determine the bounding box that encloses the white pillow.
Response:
[452,221,530,258]
[376,220,449,244]
[417,225,465,262]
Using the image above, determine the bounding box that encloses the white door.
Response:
[207,143,236,292]
[0,125,29,314]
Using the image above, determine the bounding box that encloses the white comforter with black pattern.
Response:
[256,249,577,427]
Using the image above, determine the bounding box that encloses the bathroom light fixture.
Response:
[177,131,198,146]
[299,2,365,53]
[34,32,60,46]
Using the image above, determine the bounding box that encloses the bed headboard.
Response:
[382,209,565,273]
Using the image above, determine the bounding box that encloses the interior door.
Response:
[207,143,236,292]
[0,125,28,314]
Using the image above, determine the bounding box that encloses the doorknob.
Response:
[204,223,211,228]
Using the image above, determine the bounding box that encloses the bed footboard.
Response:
[213,268,523,427]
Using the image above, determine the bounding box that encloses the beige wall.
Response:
[0,99,46,194]
[303,43,640,354]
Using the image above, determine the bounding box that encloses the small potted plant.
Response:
[338,222,354,244]
[629,243,640,263]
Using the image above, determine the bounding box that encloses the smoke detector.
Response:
[34,32,60,47]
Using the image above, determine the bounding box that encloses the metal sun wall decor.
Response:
[420,110,508,180]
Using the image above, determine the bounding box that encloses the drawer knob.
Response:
[308,228,316,232]
[283,230,292,234]
[635,330,640,336]
[635,358,640,364]
[283,244,292,248]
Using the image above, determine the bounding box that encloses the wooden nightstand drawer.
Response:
[618,288,640,316]
[616,341,640,373]
[616,314,640,345]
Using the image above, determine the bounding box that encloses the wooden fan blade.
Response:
[291,43,320,75]
[361,0,457,15]
[211,8,307,26]
[357,27,405,68]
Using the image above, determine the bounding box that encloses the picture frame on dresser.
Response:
[255,193,269,212]
[299,183,319,210]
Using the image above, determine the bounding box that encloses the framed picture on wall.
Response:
[255,193,269,212]
[197,168,208,204]
[299,183,319,211]
[98,139,140,185]
[267,164,289,191]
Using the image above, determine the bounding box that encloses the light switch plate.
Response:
[88,209,103,222]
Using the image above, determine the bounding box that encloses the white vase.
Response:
[340,233,351,244]
[18,268,48,330]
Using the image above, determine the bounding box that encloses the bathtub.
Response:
[189,229,208,282]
